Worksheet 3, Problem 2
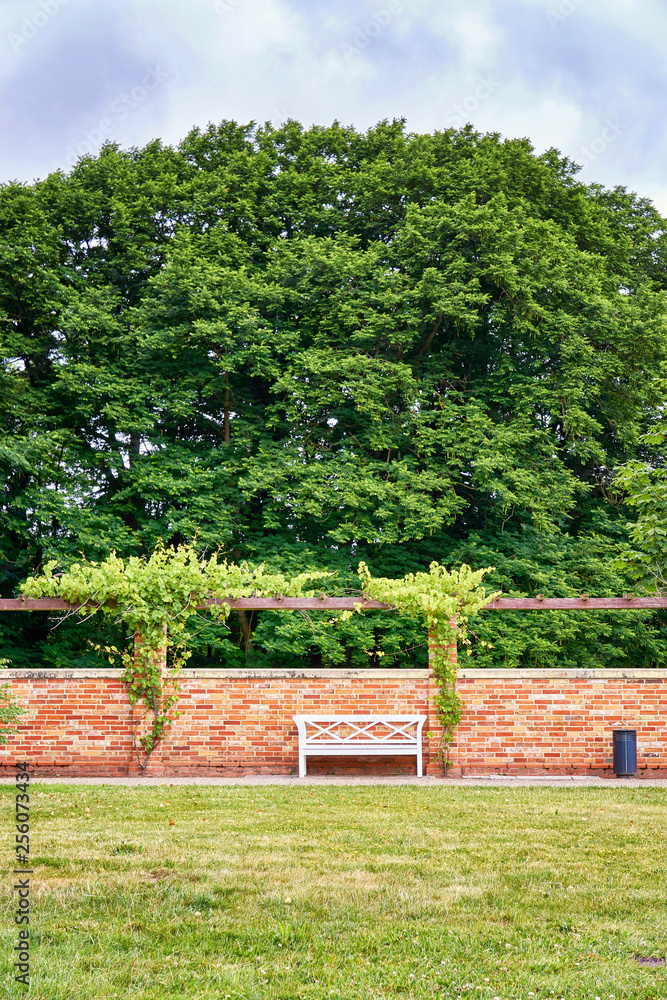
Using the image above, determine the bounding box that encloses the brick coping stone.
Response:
[2,667,667,679]
[0,667,427,679]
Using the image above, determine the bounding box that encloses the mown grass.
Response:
[2,784,667,999]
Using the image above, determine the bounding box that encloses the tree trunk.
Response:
[237,609,253,658]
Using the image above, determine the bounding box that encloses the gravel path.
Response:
[2,774,666,787]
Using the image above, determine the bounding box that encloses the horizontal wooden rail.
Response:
[0,596,391,612]
[206,597,389,610]
[0,598,90,611]
[1,595,666,612]
[487,596,667,610]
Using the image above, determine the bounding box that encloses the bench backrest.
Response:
[294,715,426,745]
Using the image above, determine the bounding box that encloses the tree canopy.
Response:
[2,119,666,669]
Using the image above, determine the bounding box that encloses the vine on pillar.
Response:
[126,626,180,774]
[427,625,460,773]
[22,545,328,773]
[357,561,497,773]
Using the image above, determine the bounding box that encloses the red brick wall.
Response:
[1,671,135,777]
[450,669,667,777]
[0,668,432,777]
[1,667,666,778]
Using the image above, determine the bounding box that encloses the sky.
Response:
[1,0,666,213]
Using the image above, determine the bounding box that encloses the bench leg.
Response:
[299,751,306,778]
[416,746,423,778]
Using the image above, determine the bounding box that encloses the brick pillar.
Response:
[129,629,169,777]
[426,626,461,777]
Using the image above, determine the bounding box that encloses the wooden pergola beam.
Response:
[0,596,390,612]
[487,595,667,610]
[1,595,666,612]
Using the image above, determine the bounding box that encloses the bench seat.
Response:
[294,715,427,777]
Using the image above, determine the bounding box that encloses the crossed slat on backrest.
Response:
[300,716,421,743]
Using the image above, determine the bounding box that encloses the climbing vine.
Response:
[0,660,27,745]
[22,545,328,772]
[22,547,496,775]
[357,561,497,771]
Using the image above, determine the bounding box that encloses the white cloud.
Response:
[487,95,584,153]
[0,0,665,217]
[449,9,498,64]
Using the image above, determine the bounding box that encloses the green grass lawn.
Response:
[2,784,667,999]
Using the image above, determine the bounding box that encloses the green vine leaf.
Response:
[23,544,329,772]
[22,546,496,775]
[357,561,498,771]
[0,659,27,745]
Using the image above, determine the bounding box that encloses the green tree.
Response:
[2,121,667,668]
[613,376,667,590]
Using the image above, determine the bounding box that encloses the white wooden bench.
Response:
[294,715,427,777]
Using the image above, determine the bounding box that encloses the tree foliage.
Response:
[2,120,667,667]
[613,376,667,590]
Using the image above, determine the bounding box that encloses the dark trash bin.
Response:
[613,730,637,777]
